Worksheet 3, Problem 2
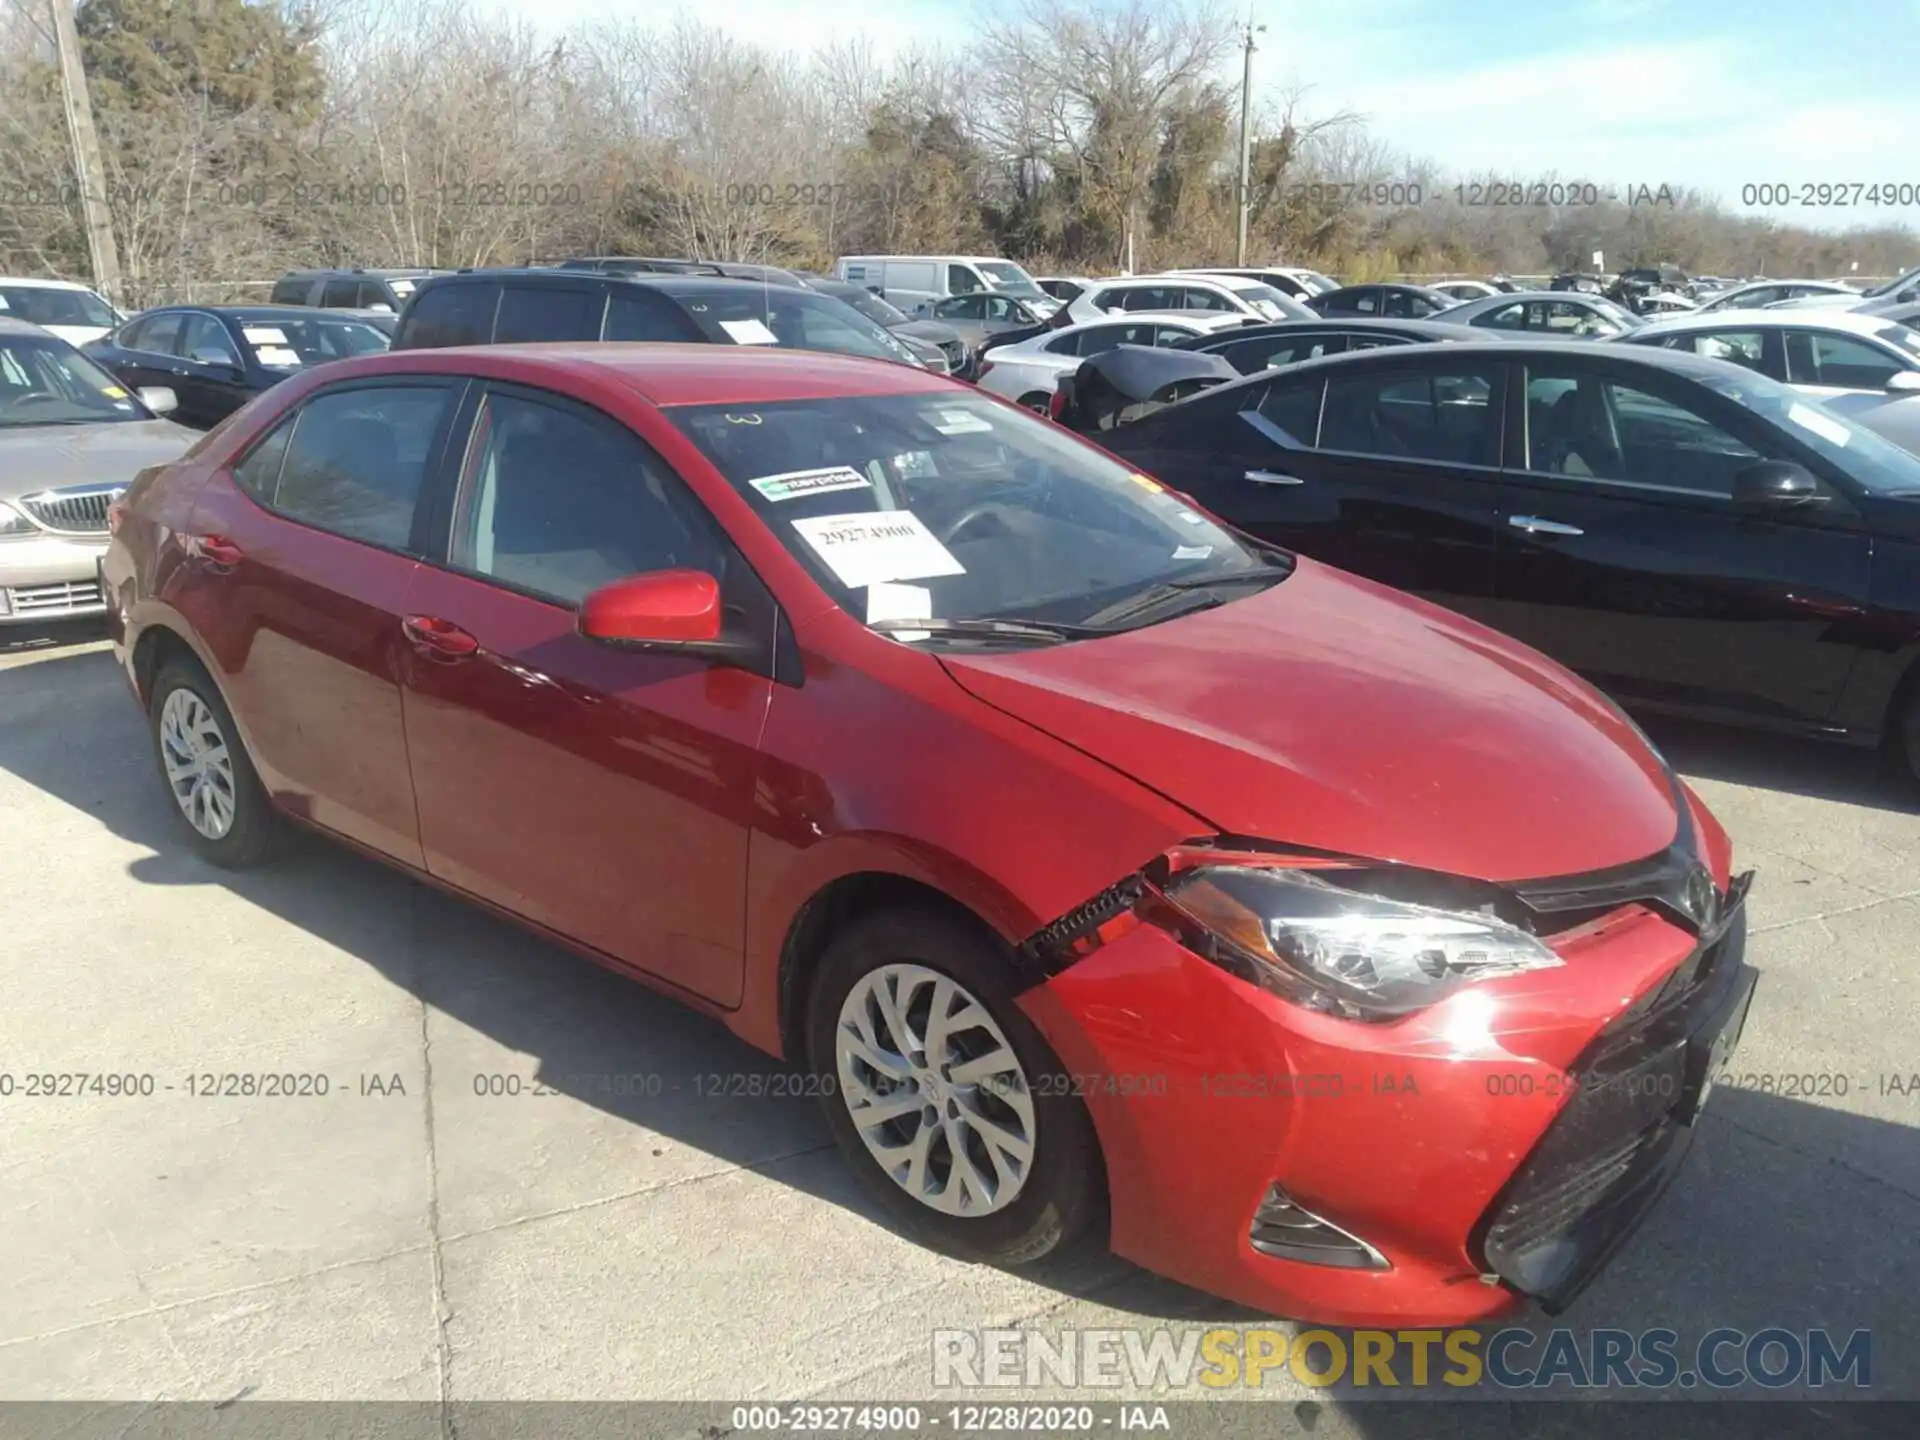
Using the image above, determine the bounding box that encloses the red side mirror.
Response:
[579,570,722,645]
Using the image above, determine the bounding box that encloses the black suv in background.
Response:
[268,268,448,315]
[388,267,931,369]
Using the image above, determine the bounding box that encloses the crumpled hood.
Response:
[939,559,1681,884]
[0,419,196,501]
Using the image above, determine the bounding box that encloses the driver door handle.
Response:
[1245,469,1305,485]
[402,614,479,660]
[1510,514,1585,536]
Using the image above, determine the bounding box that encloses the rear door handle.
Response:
[185,533,244,567]
[1245,469,1305,485]
[1509,514,1585,536]
[402,614,479,660]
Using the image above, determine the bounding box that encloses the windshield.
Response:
[1234,283,1300,321]
[234,316,391,370]
[668,391,1285,638]
[1876,323,1920,359]
[977,262,1043,297]
[1700,369,1920,494]
[0,334,151,426]
[1864,267,1920,299]
[835,288,910,326]
[0,285,118,329]
[1590,295,1644,326]
[679,289,919,366]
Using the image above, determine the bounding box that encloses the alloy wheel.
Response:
[835,962,1037,1217]
[159,687,237,840]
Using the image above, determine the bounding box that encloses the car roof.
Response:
[284,268,440,279]
[413,269,804,300]
[135,304,378,322]
[1202,316,1481,339]
[0,315,59,337]
[0,276,95,291]
[1632,307,1912,338]
[294,342,953,407]
[1198,336,1742,388]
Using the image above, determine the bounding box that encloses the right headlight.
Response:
[0,502,38,537]
[1160,864,1564,1022]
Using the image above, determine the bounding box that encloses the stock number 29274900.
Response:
[731,1405,922,1431]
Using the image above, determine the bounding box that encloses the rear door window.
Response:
[269,277,311,306]
[133,312,187,356]
[1321,365,1500,464]
[494,285,604,343]
[605,291,700,341]
[321,278,361,307]
[267,383,454,549]
[1784,331,1903,389]
[395,283,500,349]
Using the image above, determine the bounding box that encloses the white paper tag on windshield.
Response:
[1172,544,1213,560]
[390,279,415,295]
[866,582,932,641]
[791,511,965,589]
[928,407,993,435]
[1787,401,1851,447]
[720,318,779,345]
[243,327,289,345]
[750,466,872,502]
[256,346,302,367]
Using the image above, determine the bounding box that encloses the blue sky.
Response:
[488,0,1920,228]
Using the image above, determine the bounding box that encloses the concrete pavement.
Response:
[0,629,1913,1434]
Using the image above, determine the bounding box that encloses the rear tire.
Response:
[148,656,285,868]
[807,907,1104,1266]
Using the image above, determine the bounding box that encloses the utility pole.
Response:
[50,0,122,305]
[1234,18,1264,267]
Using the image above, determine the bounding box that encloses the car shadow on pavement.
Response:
[1642,715,1920,815]
[2,647,1915,1429]
[0,646,1233,1326]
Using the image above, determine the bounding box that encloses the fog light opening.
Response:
[1250,1184,1391,1270]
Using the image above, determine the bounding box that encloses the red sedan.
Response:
[101,343,1757,1326]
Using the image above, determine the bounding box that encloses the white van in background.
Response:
[833,255,1060,319]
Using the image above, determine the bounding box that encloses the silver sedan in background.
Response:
[0,317,195,627]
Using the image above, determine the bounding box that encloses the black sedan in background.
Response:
[1306,283,1459,319]
[1170,316,1481,374]
[1093,338,1920,772]
[85,305,390,428]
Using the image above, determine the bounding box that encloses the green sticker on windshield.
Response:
[751,466,873,502]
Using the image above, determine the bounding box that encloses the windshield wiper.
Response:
[1078,563,1292,629]
[869,616,1101,645]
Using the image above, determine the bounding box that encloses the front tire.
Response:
[1017,391,1052,414]
[148,656,284,868]
[807,907,1104,1266]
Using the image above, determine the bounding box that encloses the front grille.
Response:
[18,485,118,534]
[7,579,105,616]
[1471,898,1757,1313]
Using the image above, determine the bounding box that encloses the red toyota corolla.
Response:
[102,343,1756,1326]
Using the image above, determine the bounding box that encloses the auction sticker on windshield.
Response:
[244,327,289,346]
[751,466,873,502]
[927,408,994,435]
[720,319,779,345]
[791,511,964,589]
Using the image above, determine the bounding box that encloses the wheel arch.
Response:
[775,870,1018,1069]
